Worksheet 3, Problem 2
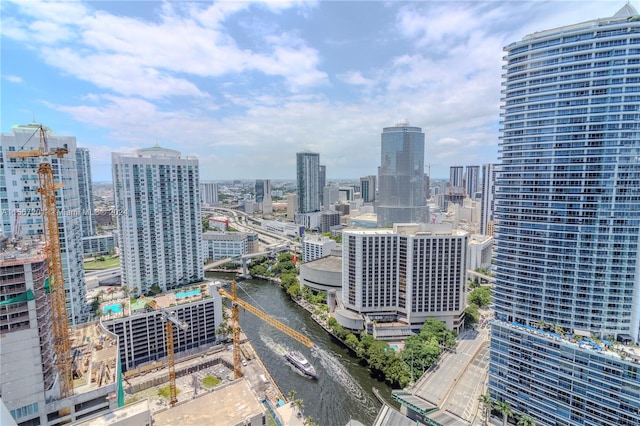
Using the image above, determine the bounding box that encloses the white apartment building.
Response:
[202,231,258,261]
[302,235,337,263]
[112,147,203,295]
[200,181,219,206]
[342,223,468,332]
[1,122,86,324]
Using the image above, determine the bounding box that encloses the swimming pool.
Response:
[102,303,123,314]
[176,289,201,299]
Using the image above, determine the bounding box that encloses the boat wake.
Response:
[312,347,377,414]
[260,335,287,357]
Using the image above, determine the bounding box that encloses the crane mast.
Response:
[143,297,188,407]
[217,281,315,379]
[7,126,73,398]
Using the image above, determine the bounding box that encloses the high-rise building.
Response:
[1,122,86,324]
[319,164,326,207]
[377,121,428,227]
[449,166,464,190]
[480,163,498,236]
[296,152,321,214]
[342,223,468,333]
[76,148,95,237]
[1,248,55,421]
[0,244,120,425]
[360,175,377,203]
[465,165,480,198]
[112,146,203,295]
[255,179,272,214]
[489,5,640,425]
[200,181,219,206]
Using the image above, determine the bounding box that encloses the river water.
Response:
[206,272,393,426]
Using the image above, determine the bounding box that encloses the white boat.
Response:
[284,350,317,379]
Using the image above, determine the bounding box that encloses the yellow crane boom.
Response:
[7,126,73,398]
[217,281,314,378]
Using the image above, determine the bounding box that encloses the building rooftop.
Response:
[302,255,342,273]
[495,320,640,363]
[153,379,264,426]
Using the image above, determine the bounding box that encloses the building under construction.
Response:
[0,240,122,425]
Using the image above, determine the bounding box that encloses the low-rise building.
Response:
[301,235,336,263]
[202,231,258,261]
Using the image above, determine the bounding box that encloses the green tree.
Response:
[202,216,211,232]
[517,414,536,426]
[478,393,493,426]
[464,303,480,326]
[495,401,514,426]
[468,286,492,308]
[345,333,359,349]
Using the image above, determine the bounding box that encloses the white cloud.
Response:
[3,75,23,83]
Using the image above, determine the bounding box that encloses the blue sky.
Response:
[0,0,630,181]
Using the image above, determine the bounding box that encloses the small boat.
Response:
[284,350,317,379]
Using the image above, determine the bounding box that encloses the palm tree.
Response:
[517,414,536,426]
[478,393,493,426]
[495,401,514,426]
[287,390,297,403]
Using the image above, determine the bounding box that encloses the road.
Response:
[410,327,490,423]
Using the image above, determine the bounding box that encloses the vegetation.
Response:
[329,318,456,388]
[321,232,342,243]
[494,401,514,426]
[478,393,492,426]
[517,414,536,426]
[201,375,221,388]
[202,216,211,232]
[464,303,480,326]
[158,384,181,399]
[468,286,492,308]
[84,255,120,270]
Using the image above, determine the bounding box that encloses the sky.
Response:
[0,0,631,182]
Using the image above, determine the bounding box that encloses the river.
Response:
[206,272,394,426]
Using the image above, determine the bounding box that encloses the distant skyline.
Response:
[0,1,629,181]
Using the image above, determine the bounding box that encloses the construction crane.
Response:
[217,280,314,379]
[7,125,73,398]
[143,297,189,407]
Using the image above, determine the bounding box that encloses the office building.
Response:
[323,184,339,209]
[465,165,480,198]
[360,175,377,203]
[341,223,468,334]
[319,164,326,207]
[255,179,272,214]
[200,181,219,206]
[76,148,95,237]
[377,121,428,227]
[1,122,86,324]
[489,5,640,425]
[480,163,498,236]
[112,146,203,296]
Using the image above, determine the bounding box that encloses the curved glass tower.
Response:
[489,5,640,425]
[377,121,428,227]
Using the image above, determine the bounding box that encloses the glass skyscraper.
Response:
[489,5,640,425]
[296,152,321,214]
[377,121,428,227]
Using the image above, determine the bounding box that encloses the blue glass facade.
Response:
[489,5,640,425]
[377,121,428,227]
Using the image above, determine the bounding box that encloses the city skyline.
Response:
[0,1,627,181]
